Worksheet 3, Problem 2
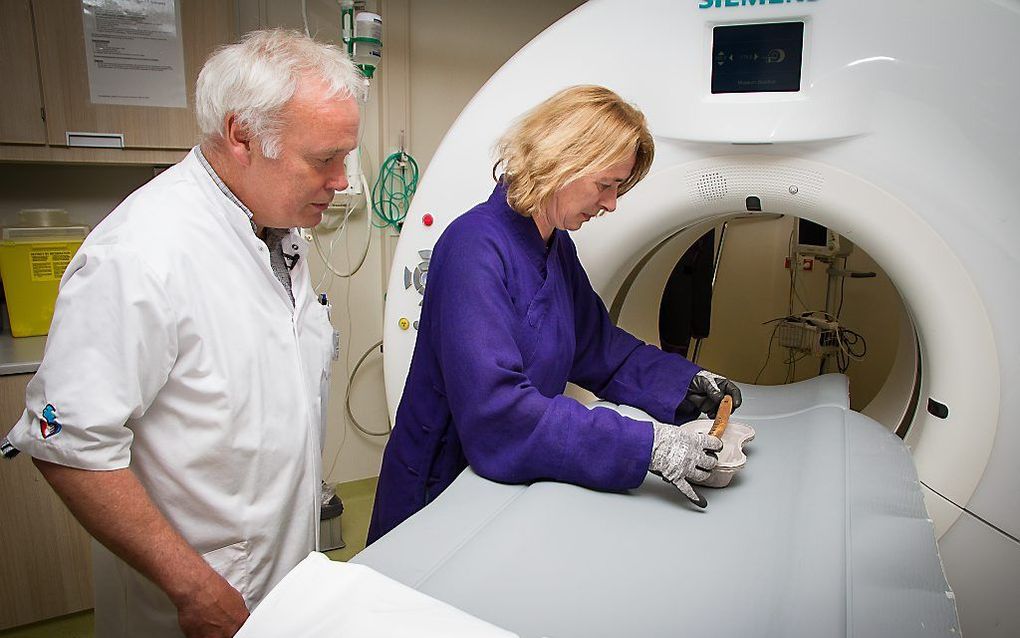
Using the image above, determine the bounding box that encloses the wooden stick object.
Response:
[708,395,734,439]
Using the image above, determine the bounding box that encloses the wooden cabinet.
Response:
[0,374,94,631]
[0,1,47,145]
[0,0,236,164]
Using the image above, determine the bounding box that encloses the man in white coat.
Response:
[1,30,361,637]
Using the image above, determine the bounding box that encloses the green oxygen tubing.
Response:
[371,150,419,230]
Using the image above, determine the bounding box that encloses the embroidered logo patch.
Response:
[39,404,62,439]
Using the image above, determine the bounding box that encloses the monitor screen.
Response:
[712,22,804,94]
[797,218,828,248]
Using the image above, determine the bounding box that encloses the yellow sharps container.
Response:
[0,225,89,337]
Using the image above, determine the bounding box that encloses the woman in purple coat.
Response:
[368,86,742,543]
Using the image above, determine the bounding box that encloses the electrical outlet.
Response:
[786,255,815,271]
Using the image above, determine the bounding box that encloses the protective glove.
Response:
[648,421,722,508]
[682,370,743,419]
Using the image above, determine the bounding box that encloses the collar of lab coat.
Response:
[193,145,257,232]
[183,148,310,265]
[490,180,561,275]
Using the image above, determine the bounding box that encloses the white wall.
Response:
[405,0,587,171]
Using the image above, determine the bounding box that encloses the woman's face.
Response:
[537,152,637,240]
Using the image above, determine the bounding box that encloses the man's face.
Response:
[245,78,360,229]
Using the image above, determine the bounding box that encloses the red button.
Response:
[422,213,434,227]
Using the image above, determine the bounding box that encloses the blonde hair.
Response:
[493,85,654,218]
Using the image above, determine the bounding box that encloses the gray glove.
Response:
[649,421,722,508]
[683,370,743,419]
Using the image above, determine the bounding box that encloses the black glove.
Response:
[680,370,743,419]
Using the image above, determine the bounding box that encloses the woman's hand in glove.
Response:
[649,421,722,508]
[684,370,743,418]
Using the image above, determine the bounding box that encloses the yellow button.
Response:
[398,317,410,330]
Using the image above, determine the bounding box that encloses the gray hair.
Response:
[196,29,362,159]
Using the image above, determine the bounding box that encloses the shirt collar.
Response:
[194,146,258,233]
[492,180,558,269]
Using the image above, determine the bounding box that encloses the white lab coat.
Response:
[4,149,335,637]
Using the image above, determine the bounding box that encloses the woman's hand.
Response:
[684,370,742,418]
[648,422,721,508]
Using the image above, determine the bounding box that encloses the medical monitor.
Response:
[795,218,841,257]
[711,21,804,94]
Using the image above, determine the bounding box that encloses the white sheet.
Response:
[235,552,518,638]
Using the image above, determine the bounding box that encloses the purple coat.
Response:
[367,183,701,543]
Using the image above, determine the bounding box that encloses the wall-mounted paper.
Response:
[81,0,187,108]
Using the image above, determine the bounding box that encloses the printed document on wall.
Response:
[81,0,187,108]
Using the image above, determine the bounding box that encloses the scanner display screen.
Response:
[711,22,804,94]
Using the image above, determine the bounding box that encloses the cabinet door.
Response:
[0,1,47,144]
[0,374,93,630]
[32,0,236,150]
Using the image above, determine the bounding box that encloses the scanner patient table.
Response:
[354,375,959,637]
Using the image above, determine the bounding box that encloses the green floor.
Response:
[0,477,378,638]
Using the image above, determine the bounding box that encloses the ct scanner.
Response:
[369,0,1018,635]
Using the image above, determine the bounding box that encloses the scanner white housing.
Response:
[383,1,1020,633]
